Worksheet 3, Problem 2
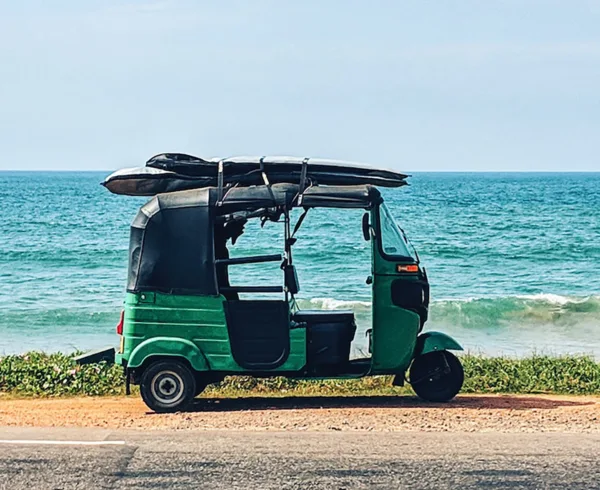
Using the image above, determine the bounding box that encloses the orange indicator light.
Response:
[397,264,419,273]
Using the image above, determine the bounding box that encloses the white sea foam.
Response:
[434,294,600,306]
[298,294,600,308]
[515,293,586,305]
[299,297,371,310]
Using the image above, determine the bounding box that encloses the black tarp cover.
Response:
[103,154,408,196]
[128,189,216,295]
[128,184,381,294]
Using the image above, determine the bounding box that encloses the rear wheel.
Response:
[140,359,196,413]
[409,351,464,402]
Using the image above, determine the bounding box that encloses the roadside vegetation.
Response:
[1,352,599,398]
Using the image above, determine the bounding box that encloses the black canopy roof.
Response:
[135,183,381,221]
[214,183,381,212]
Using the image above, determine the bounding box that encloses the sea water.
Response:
[0,172,599,357]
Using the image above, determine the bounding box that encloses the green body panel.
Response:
[279,328,307,371]
[415,331,463,356]
[369,208,421,375]
[370,273,421,373]
[120,292,306,373]
[128,337,209,370]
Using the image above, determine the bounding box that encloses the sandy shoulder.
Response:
[1,394,599,433]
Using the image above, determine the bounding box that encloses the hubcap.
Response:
[150,370,185,405]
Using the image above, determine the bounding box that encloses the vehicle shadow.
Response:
[187,394,595,413]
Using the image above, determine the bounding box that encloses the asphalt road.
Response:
[1,428,599,489]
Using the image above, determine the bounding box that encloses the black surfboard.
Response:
[102,153,408,196]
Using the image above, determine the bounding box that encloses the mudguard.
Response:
[414,331,463,357]
[127,337,210,371]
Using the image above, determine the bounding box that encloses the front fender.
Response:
[128,337,209,371]
[414,331,463,357]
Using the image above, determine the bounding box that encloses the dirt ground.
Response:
[1,394,599,432]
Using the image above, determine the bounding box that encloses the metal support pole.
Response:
[125,367,131,396]
[283,208,291,303]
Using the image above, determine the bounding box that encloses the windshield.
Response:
[378,203,418,261]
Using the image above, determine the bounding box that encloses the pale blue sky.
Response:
[1,1,599,171]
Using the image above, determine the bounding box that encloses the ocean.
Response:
[1,172,599,357]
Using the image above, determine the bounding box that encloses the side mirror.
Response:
[362,213,370,241]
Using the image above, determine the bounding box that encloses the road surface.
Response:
[1,427,599,489]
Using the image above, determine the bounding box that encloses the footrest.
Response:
[74,347,116,365]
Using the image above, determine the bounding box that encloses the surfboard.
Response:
[102,153,408,196]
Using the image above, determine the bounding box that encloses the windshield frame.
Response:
[375,202,419,263]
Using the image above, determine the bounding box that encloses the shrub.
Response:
[1,352,599,397]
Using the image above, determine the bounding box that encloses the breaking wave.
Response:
[431,294,600,328]
[297,294,600,329]
[297,297,371,311]
[1,294,598,356]
[4,294,599,332]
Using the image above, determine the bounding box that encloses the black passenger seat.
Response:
[292,310,356,369]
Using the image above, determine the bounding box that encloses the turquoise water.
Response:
[1,172,599,357]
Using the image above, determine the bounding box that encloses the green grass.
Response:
[1,352,599,398]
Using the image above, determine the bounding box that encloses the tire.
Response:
[140,359,196,413]
[409,351,464,402]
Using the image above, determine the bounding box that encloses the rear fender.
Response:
[128,337,209,372]
[414,331,463,357]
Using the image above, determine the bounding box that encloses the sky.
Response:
[0,1,599,172]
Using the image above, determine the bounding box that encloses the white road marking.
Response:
[0,440,126,446]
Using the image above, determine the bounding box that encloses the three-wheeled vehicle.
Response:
[78,154,464,412]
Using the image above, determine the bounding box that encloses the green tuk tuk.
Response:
[80,154,464,412]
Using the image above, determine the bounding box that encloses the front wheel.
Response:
[140,360,196,413]
[409,351,464,402]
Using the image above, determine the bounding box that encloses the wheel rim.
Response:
[150,370,185,406]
